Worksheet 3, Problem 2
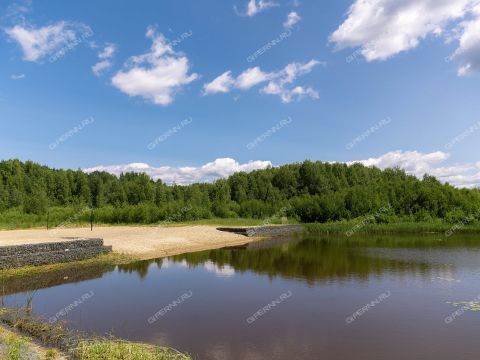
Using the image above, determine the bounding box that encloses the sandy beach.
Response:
[0,225,254,260]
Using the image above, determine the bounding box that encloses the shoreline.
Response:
[0,225,266,261]
[0,308,190,359]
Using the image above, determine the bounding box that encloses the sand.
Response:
[0,225,254,260]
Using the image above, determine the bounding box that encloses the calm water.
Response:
[4,235,480,360]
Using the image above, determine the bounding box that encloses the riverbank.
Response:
[0,225,260,260]
[0,308,191,359]
[0,324,66,359]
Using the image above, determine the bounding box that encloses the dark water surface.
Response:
[4,235,480,360]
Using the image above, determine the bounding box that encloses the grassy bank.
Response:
[303,220,480,236]
[0,309,191,360]
[0,325,64,359]
[74,340,190,360]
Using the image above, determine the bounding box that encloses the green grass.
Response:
[303,220,480,236]
[73,340,191,360]
[1,310,190,360]
[0,326,46,360]
[5,334,25,360]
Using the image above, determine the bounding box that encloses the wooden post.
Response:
[90,208,94,231]
[47,211,49,230]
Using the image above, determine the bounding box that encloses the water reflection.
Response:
[3,234,478,294]
[168,235,478,284]
[2,234,480,360]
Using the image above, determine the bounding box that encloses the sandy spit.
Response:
[0,225,255,260]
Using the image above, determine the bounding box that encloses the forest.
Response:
[0,159,479,227]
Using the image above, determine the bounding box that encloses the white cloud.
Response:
[202,71,235,95]
[203,60,322,103]
[92,43,116,76]
[83,158,272,185]
[236,67,274,90]
[284,11,301,29]
[111,26,198,106]
[84,151,480,188]
[260,60,321,102]
[10,73,25,80]
[452,5,480,75]
[236,0,278,17]
[330,0,480,72]
[347,150,480,188]
[5,21,91,62]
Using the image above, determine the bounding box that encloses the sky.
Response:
[1,0,480,187]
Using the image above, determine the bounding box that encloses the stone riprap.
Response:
[0,238,111,269]
[217,225,302,237]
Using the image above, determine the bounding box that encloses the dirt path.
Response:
[0,225,255,260]
[0,325,67,359]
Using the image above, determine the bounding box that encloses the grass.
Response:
[5,336,24,360]
[3,330,24,360]
[0,309,190,360]
[0,324,64,360]
[303,220,480,236]
[73,340,190,360]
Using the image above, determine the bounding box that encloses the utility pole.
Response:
[90,208,94,231]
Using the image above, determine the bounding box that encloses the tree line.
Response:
[0,159,479,224]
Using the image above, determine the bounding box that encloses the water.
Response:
[3,235,480,360]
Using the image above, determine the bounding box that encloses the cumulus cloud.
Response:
[78,151,480,188]
[92,43,116,76]
[235,0,278,17]
[260,60,321,102]
[83,158,272,185]
[203,60,322,102]
[347,150,480,188]
[283,11,301,29]
[111,26,198,106]
[452,4,480,75]
[5,21,91,62]
[330,0,480,75]
[202,71,235,95]
[236,67,274,90]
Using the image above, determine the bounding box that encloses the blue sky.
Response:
[1,0,480,186]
